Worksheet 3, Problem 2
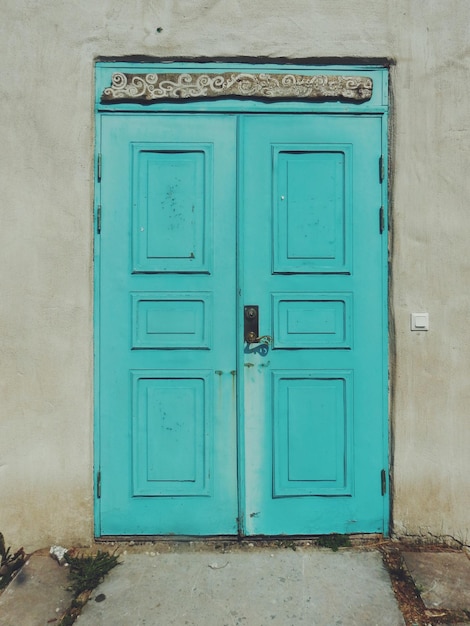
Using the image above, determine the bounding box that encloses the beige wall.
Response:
[1,0,469,549]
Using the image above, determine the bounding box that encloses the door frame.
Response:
[94,61,390,538]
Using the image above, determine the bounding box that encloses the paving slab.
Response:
[0,552,73,626]
[77,548,405,626]
[403,551,470,611]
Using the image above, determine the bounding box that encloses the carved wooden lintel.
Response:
[102,72,373,103]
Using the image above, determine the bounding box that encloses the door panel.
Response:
[97,112,387,536]
[272,146,351,273]
[98,114,238,535]
[240,115,386,535]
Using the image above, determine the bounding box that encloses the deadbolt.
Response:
[245,307,257,320]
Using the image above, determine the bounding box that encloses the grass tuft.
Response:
[57,550,120,625]
[64,550,119,596]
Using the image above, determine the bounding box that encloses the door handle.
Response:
[246,332,272,344]
[244,306,272,344]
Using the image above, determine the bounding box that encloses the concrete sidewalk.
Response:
[76,548,404,626]
[1,542,470,626]
[1,544,405,626]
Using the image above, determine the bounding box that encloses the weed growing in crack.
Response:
[56,550,119,625]
[64,550,119,596]
[0,532,26,590]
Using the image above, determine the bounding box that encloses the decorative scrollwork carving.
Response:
[102,72,373,102]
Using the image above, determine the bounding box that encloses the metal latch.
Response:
[244,306,259,343]
[244,306,272,344]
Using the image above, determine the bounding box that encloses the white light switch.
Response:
[410,313,429,331]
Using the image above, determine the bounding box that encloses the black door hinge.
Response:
[97,153,102,182]
[97,470,101,499]
[379,206,385,234]
[379,155,385,183]
[97,205,102,234]
[381,469,387,496]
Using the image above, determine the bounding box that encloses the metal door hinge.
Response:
[381,469,387,496]
[379,155,385,183]
[97,153,102,182]
[97,470,101,499]
[97,205,102,234]
[379,206,385,234]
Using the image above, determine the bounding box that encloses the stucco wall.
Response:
[1,0,469,549]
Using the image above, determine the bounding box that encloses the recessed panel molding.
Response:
[132,371,211,496]
[131,292,212,349]
[272,293,352,349]
[132,144,212,273]
[272,370,353,497]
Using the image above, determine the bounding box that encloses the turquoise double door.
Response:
[96,112,387,536]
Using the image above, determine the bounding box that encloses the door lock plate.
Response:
[244,305,259,343]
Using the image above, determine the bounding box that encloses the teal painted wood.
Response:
[94,117,102,536]
[240,114,387,535]
[95,64,389,537]
[95,62,389,113]
[98,114,238,534]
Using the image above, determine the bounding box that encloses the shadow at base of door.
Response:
[95,533,387,545]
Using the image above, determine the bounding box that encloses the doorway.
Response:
[95,65,389,537]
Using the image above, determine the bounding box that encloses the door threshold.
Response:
[95,533,385,546]
[96,535,239,544]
